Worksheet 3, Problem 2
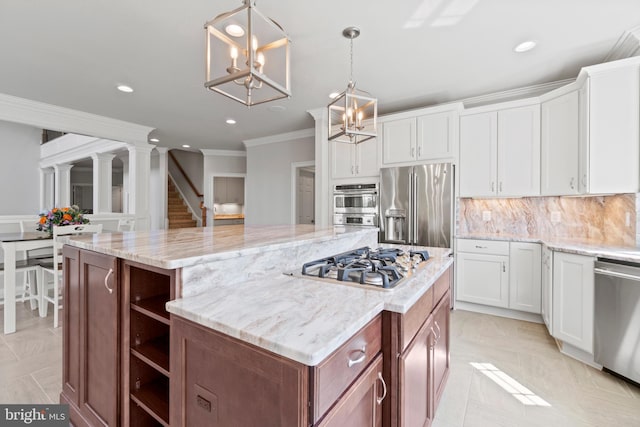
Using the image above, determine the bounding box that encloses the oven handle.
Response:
[594,267,640,282]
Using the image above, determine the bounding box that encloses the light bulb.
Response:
[230,46,238,60]
[251,36,258,52]
[257,52,265,66]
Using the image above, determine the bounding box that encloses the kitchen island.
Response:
[61,225,453,427]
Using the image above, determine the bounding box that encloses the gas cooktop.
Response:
[295,246,430,290]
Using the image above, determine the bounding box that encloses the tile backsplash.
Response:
[458,194,636,246]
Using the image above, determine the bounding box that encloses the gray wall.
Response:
[245,137,314,225]
[0,120,41,214]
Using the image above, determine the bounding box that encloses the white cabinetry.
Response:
[214,177,245,204]
[541,90,581,195]
[509,242,541,314]
[459,103,540,197]
[456,239,541,315]
[541,61,640,195]
[456,240,509,308]
[330,138,378,179]
[382,109,456,165]
[541,246,553,334]
[552,252,594,353]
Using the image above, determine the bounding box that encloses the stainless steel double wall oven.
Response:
[333,183,378,227]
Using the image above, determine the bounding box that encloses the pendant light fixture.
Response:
[204,0,291,106]
[328,27,377,144]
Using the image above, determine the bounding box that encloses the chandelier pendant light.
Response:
[204,0,291,107]
[328,27,377,144]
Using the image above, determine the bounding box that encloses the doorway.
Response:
[291,161,315,225]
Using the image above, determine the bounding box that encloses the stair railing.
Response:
[168,151,207,226]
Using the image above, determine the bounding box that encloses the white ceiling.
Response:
[1,0,639,151]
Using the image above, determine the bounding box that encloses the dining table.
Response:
[1,231,53,334]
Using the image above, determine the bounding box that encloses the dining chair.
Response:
[39,223,103,327]
[117,218,135,231]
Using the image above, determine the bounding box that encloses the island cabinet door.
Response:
[316,354,384,427]
[431,291,450,411]
[399,313,434,427]
[62,246,81,407]
[170,316,309,427]
[78,250,119,427]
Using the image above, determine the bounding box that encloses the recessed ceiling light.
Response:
[226,118,237,125]
[268,105,286,112]
[225,24,245,37]
[149,138,160,143]
[182,144,191,148]
[329,92,340,99]
[514,40,537,53]
[116,84,134,93]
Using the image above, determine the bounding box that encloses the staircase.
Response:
[168,179,197,229]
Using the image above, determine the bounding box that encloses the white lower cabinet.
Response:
[456,239,541,315]
[541,246,553,334]
[509,242,541,313]
[552,252,594,353]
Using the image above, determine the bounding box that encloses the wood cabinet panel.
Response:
[171,316,308,427]
[312,315,382,423]
[432,291,450,411]
[317,354,384,427]
[62,245,80,407]
[78,250,119,427]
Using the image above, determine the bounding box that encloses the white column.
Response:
[127,144,154,230]
[120,154,130,214]
[150,147,168,230]
[39,167,55,210]
[308,107,330,227]
[54,164,73,207]
[91,152,116,213]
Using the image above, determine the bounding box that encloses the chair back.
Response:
[19,219,39,232]
[52,224,104,262]
[117,218,135,232]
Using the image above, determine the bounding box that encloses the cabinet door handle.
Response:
[434,321,441,344]
[417,145,422,158]
[351,165,355,175]
[499,182,503,193]
[376,372,387,405]
[104,268,113,294]
[581,174,587,188]
[347,346,366,367]
[355,165,360,175]
[502,262,506,273]
[491,182,495,192]
[411,147,416,158]
[569,177,575,190]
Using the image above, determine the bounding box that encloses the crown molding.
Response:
[200,149,247,157]
[462,79,575,108]
[39,134,130,168]
[243,128,315,148]
[604,26,640,62]
[0,93,154,144]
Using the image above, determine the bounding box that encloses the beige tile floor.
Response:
[0,303,639,426]
[433,310,640,427]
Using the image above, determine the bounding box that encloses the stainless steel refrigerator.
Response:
[379,163,453,248]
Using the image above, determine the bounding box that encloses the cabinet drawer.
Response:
[311,314,382,423]
[457,239,509,255]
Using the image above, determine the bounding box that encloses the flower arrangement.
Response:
[37,205,89,235]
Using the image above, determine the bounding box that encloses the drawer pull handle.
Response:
[347,346,366,367]
[377,372,387,405]
[104,268,113,294]
[475,245,488,249]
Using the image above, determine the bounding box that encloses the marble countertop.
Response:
[63,225,374,269]
[457,234,640,263]
[166,247,453,366]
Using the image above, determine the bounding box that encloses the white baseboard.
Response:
[454,300,544,324]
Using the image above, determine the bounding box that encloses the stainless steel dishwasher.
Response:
[594,259,640,385]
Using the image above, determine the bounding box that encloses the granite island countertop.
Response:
[64,224,454,365]
[456,233,640,263]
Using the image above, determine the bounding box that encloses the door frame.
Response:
[290,161,315,225]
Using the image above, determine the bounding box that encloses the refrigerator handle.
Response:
[408,169,413,245]
[413,171,418,244]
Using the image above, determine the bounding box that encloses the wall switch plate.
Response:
[551,212,561,223]
[482,211,491,221]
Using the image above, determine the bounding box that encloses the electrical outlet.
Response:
[482,211,491,221]
[626,212,632,227]
[551,211,561,223]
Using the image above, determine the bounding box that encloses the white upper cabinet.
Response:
[586,64,640,194]
[541,90,581,195]
[330,138,379,179]
[459,111,497,197]
[382,117,416,165]
[459,103,540,197]
[381,108,457,166]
